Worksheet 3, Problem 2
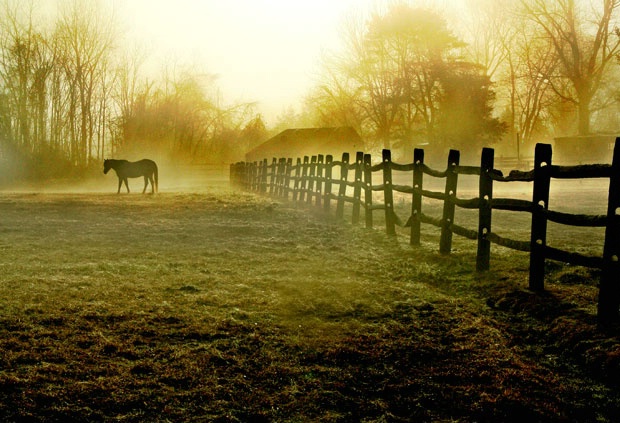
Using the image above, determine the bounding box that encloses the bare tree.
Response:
[462,0,511,81]
[0,1,47,152]
[110,45,150,156]
[330,5,467,150]
[0,0,262,179]
[54,0,116,165]
[511,28,558,145]
[115,65,260,163]
[305,3,507,154]
[303,52,365,135]
[522,0,620,135]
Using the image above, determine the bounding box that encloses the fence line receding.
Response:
[231,140,620,324]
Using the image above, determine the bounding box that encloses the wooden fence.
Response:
[230,140,620,324]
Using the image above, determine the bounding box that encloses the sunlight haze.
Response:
[118,0,464,124]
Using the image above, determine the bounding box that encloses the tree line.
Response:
[0,0,268,181]
[300,0,620,160]
[1,0,619,181]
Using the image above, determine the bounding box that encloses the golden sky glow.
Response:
[118,0,465,123]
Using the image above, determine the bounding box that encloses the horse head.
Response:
[103,159,111,174]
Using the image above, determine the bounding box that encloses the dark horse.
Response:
[103,159,158,194]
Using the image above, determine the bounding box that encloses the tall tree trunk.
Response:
[578,99,590,135]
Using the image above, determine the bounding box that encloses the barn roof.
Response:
[245,127,364,162]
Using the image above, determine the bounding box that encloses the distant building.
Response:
[553,135,617,164]
[245,127,364,162]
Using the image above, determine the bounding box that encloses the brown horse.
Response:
[103,159,158,194]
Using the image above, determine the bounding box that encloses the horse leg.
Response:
[117,178,122,194]
[124,178,130,193]
[143,176,148,194]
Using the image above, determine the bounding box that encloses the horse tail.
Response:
[154,162,159,193]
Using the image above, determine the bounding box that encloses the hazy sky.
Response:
[117,0,463,124]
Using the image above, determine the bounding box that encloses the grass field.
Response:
[0,171,619,422]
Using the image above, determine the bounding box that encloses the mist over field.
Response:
[1,0,620,421]
[1,169,620,421]
[1,0,619,188]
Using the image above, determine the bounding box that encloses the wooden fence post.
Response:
[283,158,293,200]
[440,149,460,254]
[277,158,286,198]
[292,158,301,201]
[233,162,241,188]
[249,163,255,189]
[299,156,309,203]
[260,159,268,194]
[352,152,364,225]
[307,156,317,206]
[254,161,259,191]
[249,163,255,190]
[245,163,250,189]
[477,148,494,271]
[249,162,257,191]
[364,153,373,229]
[268,158,277,196]
[382,149,396,236]
[253,162,259,191]
[254,161,261,192]
[411,148,424,246]
[598,138,620,324]
[529,143,552,291]
[273,159,280,196]
[229,163,236,186]
[336,153,350,219]
[240,163,247,189]
[315,155,324,208]
[323,155,333,214]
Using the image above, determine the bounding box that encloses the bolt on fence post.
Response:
[382,149,396,236]
[411,148,424,246]
[598,137,620,324]
[352,152,364,225]
[364,154,373,229]
[440,149,460,254]
[336,153,350,220]
[323,155,333,214]
[529,143,552,291]
[315,155,324,208]
[477,148,495,272]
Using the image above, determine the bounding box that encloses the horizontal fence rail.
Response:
[230,139,620,324]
